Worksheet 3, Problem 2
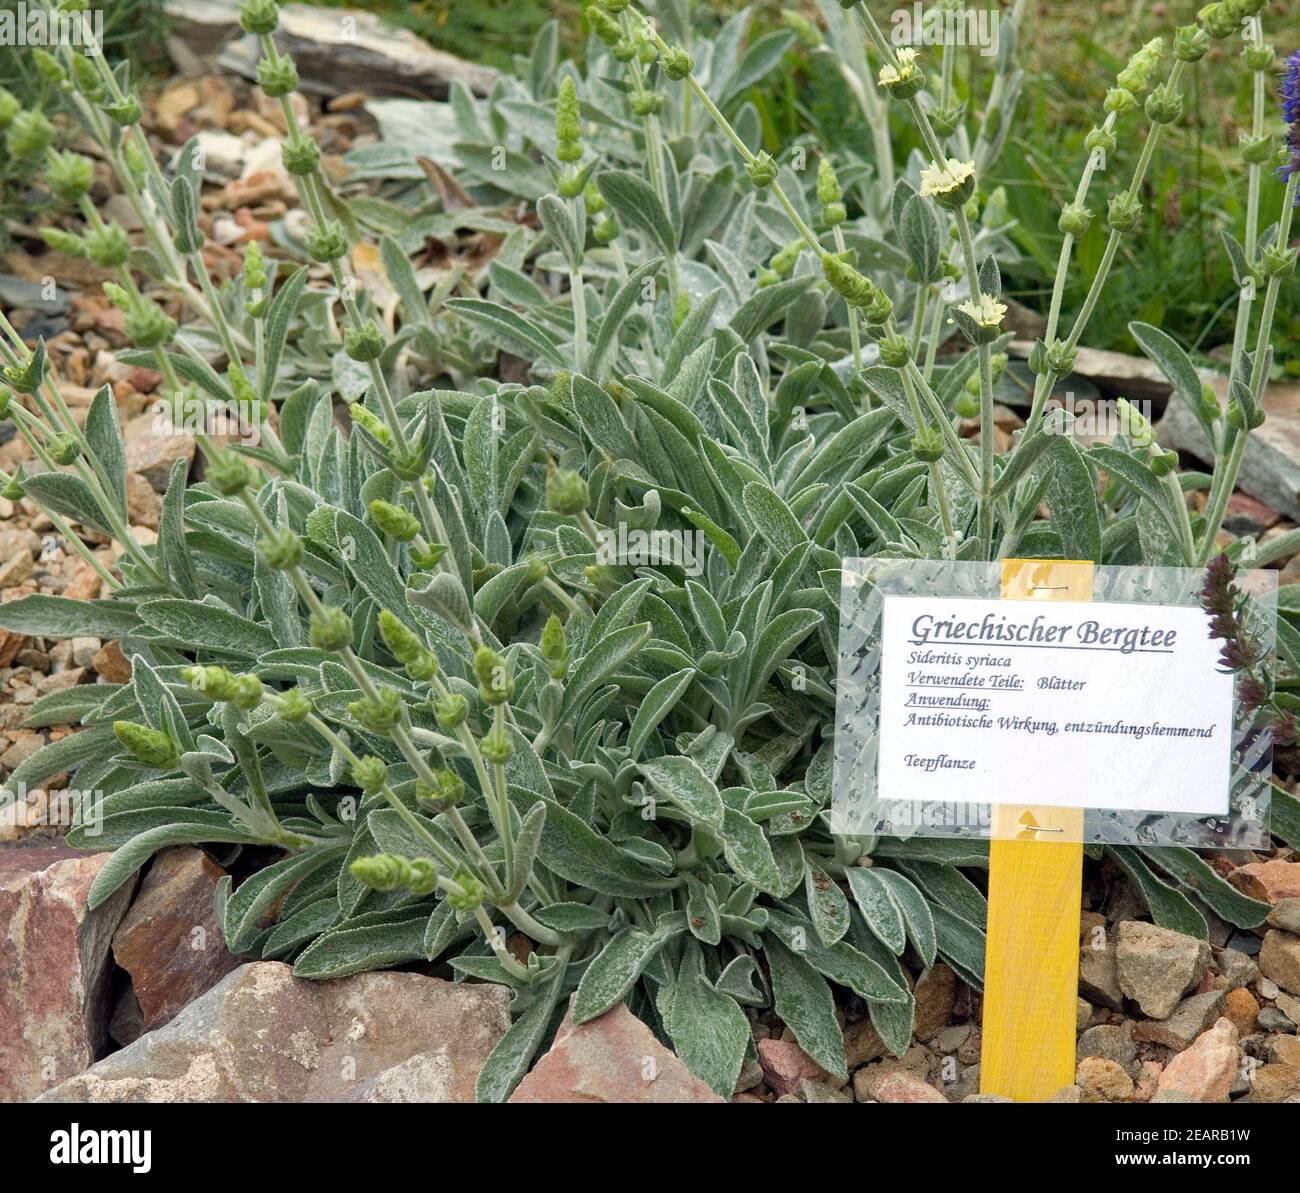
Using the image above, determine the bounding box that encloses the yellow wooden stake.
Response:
[979,559,1094,1102]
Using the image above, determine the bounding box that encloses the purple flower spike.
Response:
[1280,49,1300,195]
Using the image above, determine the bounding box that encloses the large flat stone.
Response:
[164,1,497,98]
[1158,378,1300,521]
[39,962,511,1102]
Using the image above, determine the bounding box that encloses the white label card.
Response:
[877,595,1234,815]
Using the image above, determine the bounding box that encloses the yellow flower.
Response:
[957,294,1007,329]
[919,157,975,200]
[878,47,920,88]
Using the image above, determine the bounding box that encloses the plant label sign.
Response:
[876,594,1234,816]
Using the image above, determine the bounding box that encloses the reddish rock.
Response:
[863,1069,948,1104]
[1222,986,1260,1037]
[0,628,26,668]
[1260,930,1300,996]
[510,1000,723,1103]
[1224,491,1280,529]
[0,844,133,1101]
[1230,860,1300,904]
[757,1036,831,1097]
[91,640,132,683]
[112,847,242,1032]
[40,963,510,1103]
[1132,1060,1163,1103]
[1155,1018,1239,1103]
[62,560,103,602]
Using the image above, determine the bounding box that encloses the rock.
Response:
[510,1000,723,1103]
[1077,1056,1134,1103]
[843,1016,888,1068]
[734,1057,763,1093]
[1049,1084,1082,1103]
[63,560,103,601]
[123,413,196,492]
[860,1069,948,1104]
[1155,1018,1239,1103]
[0,550,33,588]
[799,1078,852,1104]
[1217,946,1259,990]
[1079,927,1124,1009]
[1230,859,1300,904]
[91,640,132,683]
[1268,898,1300,934]
[757,1037,833,1097]
[111,847,242,1032]
[179,130,247,179]
[1259,930,1300,996]
[1077,1021,1137,1067]
[1271,1035,1300,1066]
[40,963,509,1102]
[1077,997,1093,1031]
[935,1023,972,1053]
[164,0,497,98]
[913,962,957,1039]
[963,1092,1014,1103]
[126,472,162,530]
[1246,1064,1300,1103]
[1133,991,1226,1050]
[1132,1060,1163,1103]
[109,985,145,1047]
[1222,491,1281,536]
[1222,987,1260,1037]
[1151,1088,1197,1103]
[1277,992,1300,1028]
[1116,921,1211,1018]
[0,628,26,668]
[1159,377,1300,521]
[1257,1007,1296,1035]
[0,845,133,1101]
[343,1050,495,1103]
[70,637,100,668]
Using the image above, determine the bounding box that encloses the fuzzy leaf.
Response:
[639,755,725,829]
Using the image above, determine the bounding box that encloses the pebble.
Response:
[1217,947,1260,990]
[0,551,34,588]
[1077,1056,1134,1102]
[1133,991,1226,1051]
[70,637,100,668]
[1222,986,1261,1037]
[1270,898,1300,934]
[1116,921,1211,1019]
[1259,931,1300,997]
[1257,1007,1297,1035]
[1077,1021,1137,1067]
